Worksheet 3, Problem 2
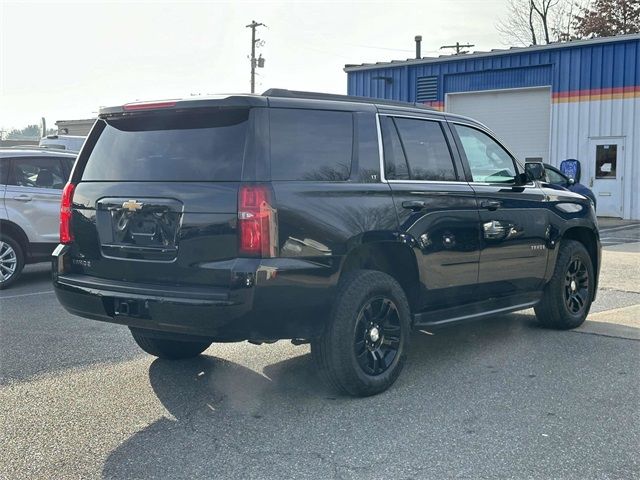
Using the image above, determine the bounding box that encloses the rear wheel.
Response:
[129,327,212,359]
[311,270,411,397]
[535,240,594,329]
[0,234,24,289]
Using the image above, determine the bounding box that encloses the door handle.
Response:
[402,200,426,211]
[13,194,32,202]
[480,200,501,211]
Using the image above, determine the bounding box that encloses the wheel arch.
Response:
[0,220,29,257]
[340,241,421,312]
[561,226,600,293]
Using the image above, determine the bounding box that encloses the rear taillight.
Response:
[238,184,278,257]
[60,182,75,244]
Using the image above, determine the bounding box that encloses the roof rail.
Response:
[262,88,436,111]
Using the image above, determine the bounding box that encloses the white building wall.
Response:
[549,97,640,220]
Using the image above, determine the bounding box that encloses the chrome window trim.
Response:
[379,112,446,122]
[375,113,387,183]
[375,112,463,184]
[387,179,470,186]
[468,182,540,189]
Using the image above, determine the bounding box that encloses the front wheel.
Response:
[130,327,212,359]
[311,270,411,397]
[535,240,594,329]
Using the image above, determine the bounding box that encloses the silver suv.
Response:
[0,148,75,288]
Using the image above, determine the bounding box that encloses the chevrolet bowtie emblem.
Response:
[122,199,143,212]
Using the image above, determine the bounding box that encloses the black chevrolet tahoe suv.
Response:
[53,89,600,396]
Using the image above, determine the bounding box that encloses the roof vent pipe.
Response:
[415,35,422,59]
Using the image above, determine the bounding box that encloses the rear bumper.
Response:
[52,245,338,340]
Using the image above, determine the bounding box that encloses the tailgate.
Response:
[66,107,253,289]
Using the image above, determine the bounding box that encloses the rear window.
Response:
[81,109,249,181]
[270,109,353,181]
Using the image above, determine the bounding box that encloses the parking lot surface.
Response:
[1,233,639,479]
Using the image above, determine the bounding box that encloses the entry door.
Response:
[452,123,549,296]
[588,138,624,218]
[380,115,481,310]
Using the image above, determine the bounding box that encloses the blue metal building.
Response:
[345,34,640,219]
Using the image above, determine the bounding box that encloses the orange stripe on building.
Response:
[422,101,444,111]
[553,86,640,103]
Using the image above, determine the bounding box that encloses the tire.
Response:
[311,270,411,397]
[534,240,594,330]
[129,327,212,359]
[0,234,25,289]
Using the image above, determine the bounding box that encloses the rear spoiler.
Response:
[99,95,267,117]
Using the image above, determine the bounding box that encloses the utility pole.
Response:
[246,20,266,94]
[440,42,475,55]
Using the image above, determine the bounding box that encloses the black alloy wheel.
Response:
[564,257,589,315]
[534,239,594,330]
[311,269,411,396]
[354,297,402,376]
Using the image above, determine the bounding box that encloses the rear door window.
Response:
[80,109,249,181]
[381,116,457,181]
[9,157,66,189]
[269,109,353,181]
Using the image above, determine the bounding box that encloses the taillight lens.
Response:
[122,100,177,111]
[60,182,75,244]
[238,184,278,257]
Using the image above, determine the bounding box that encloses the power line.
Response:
[440,42,475,55]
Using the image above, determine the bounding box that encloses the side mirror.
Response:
[568,178,575,186]
[525,161,545,181]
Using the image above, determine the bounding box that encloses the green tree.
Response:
[574,0,640,37]
[7,124,41,139]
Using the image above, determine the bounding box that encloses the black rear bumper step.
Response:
[56,274,231,304]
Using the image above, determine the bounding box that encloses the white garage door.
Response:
[446,87,551,163]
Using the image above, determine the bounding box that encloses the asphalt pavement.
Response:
[1,233,638,479]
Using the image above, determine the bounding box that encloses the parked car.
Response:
[544,163,597,209]
[52,90,600,396]
[1,148,76,288]
[39,134,86,153]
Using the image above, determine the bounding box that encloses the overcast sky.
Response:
[0,0,508,130]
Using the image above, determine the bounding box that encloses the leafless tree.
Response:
[531,0,560,43]
[497,0,541,46]
[497,0,584,46]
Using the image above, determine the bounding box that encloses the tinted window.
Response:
[380,116,409,180]
[0,160,8,185]
[61,157,75,178]
[10,157,66,189]
[270,109,353,181]
[381,116,456,181]
[455,125,516,183]
[81,109,249,181]
[393,118,456,181]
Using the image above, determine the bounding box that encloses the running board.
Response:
[412,292,541,329]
